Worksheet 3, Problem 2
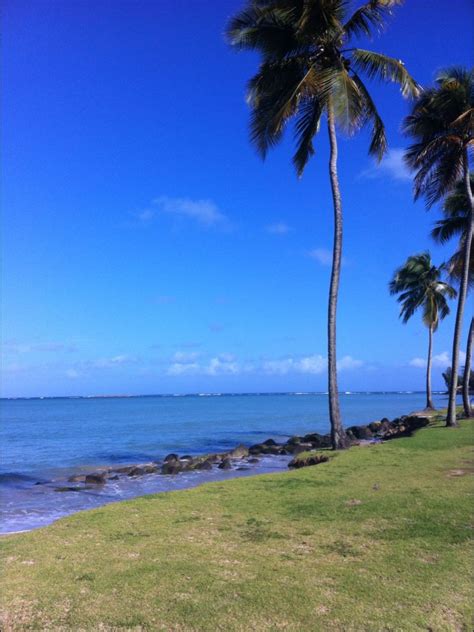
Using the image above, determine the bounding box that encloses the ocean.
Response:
[0,391,447,533]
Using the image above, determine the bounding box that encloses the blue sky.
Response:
[1,0,473,397]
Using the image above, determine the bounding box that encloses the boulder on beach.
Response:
[161,461,183,475]
[164,453,179,463]
[218,458,232,470]
[85,472,107,485]
[228,444,249,459]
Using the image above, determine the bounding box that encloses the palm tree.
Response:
[432,175,474,417]
[227,0,419,449]
[404,67,474,427]
[389,253,456,410]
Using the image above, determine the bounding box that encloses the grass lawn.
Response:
[1,417,473,631]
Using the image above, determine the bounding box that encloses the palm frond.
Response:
[292,97,323,176]
[351,72,387,160]
[344,0,403,39]
[352,49,421,98]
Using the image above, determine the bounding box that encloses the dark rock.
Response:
[249,444,264,455]
[262,438,277,446]
[114,466,136,475]
[68,474,86,483]
[161,461,182,475]
[236,466,249,471]
[287,436,302,445]
[54,486,83,492]
[346,425,373,440]
[194,459,213,471]
[228,444,249,459]
[85,472,107,485]
[382,415,429,440]
[127,466,145,477]
[248,457,260,464]
[108,475,119,481]
[164,453,179,463]
[266,445,284,455]
[288,453,330,469]
[283,443,306,455]
[218,458,232,470]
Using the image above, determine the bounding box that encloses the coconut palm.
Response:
[404,67,474,426]
[227,0,419,449]
[432,175,474,416]
[389,253,456,410]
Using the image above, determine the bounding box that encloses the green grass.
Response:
[1,419,473,631]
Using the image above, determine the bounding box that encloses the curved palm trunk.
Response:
[327,105,348,450]
[462,317,473,418]
[446,150,474,426]
[426,325,435,410]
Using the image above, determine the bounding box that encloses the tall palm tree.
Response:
[227,0,419,449]
[404,67,474,427]
[389,253,456,410]
[432,175,474,417]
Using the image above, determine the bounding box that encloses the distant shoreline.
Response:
[1,390,448,401]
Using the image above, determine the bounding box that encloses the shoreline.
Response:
[1,411,430,536]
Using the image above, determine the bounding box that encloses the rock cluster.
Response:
[58,415,429,490]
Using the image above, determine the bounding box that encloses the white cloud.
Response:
[154,196,228,227]
[266,222,291,235]
[337,355,364,371]
[263,354,363,375]
[360,148,411,182]
[309,248,333,266]
[93,355,133,368]
[263,354,327,375]
[2,341,77,354]
[167,352,241,377]
[410,351,466,369]
[172,351,201,363]
[66,369,80,379]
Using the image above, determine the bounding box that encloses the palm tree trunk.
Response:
[426,325,435,410]
[462,317,473,418]
[446,150,474,426]
[327,104,348,450]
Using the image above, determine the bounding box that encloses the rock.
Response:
[248,457,260,464]
[194,459,213,471]
[283,443,306,455]
[346,425,373,440]
[236,466,249,471]
[381,415,429,440]
[287,436,302,445]
[261,444,282,455]
[108,475,119,481]
[114,466,136,475]
[85,472,107,485]
[262,438,277,446]
[180,455,193,461]
[161,461,182,475]
[288,453,330,469]
[127,466,145,477]
[68,474,86,483]
[218,458,232,470]
[228,444,249,459]
[54,486,83,492]
[249,444,264,455]
[164,453,179,463]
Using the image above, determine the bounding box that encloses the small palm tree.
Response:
[432,175,474,417]
[404,67,474,426]
[227,0,419,449]
[389,253,456,410]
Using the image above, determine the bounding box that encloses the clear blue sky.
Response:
[1,0,473,397]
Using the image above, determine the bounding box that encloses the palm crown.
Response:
[227,0,420,175]
[404,67,474,207]
[389,253,456,331]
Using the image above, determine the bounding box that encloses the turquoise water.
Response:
[0,392,447,533]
